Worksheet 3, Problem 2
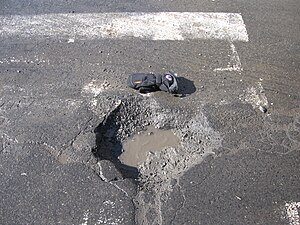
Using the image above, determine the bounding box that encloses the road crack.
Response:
[170,180,186,225]
[97,161,129,197]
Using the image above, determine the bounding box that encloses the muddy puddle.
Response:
[119,126,180,167]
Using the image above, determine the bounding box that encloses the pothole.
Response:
[119,126,180,167]
[91,93,222,188]
[90,92,222,224]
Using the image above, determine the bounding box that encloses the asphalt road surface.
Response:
[0,0,299,225]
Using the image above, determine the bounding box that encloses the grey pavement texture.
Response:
[0,0,300,225]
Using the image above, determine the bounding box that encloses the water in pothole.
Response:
[119,126,180,167]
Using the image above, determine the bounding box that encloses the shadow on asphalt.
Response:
[175,77,196,97]
[92,105,139,180]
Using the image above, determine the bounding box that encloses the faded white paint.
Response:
[0,12,248,41]
[103,200,115,208]
[78,206,124,225]
[214,43,243,72]
[65,99,84,110]
[0,56,50,65]
[80,210,89,225]
[286,202,300,225]
[81,80,111,113]
[240,82,268,109]
[82,80,110,97]
[1,133,19,144]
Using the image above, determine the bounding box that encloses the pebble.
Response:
[259,106,267,113]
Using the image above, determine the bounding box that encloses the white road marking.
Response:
[0,12,248,41]
[286,202,300,225]
[214,43,243,72]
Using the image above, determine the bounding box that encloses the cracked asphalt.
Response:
[0,0,300,225]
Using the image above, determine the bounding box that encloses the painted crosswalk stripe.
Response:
[0,12,248,41]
